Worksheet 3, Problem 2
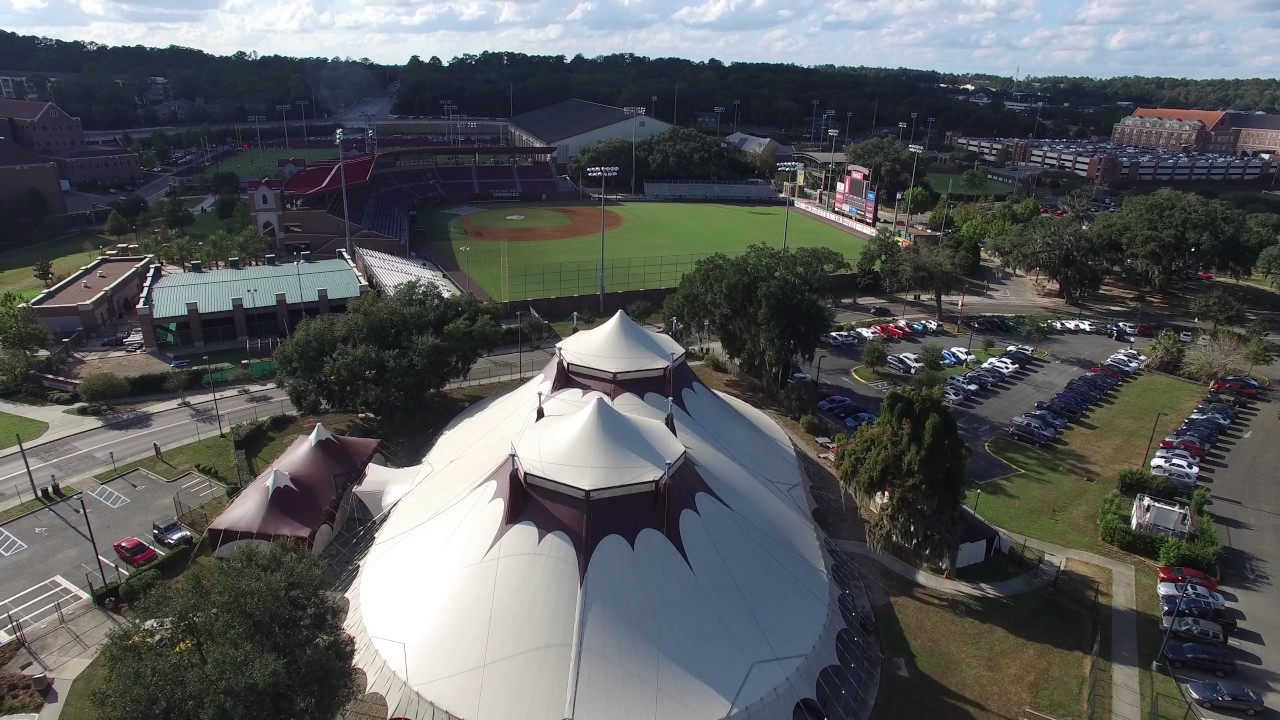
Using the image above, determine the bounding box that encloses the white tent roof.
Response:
[345,323,841,720]
[515,396,684,491]
[556,310,685,375]
[352,464,420,517]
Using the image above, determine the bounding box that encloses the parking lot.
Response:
[0,470,184,604]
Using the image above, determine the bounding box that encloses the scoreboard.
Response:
[833,164,877,225]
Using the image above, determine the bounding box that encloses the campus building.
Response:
[26,255,152,338]
[953,137,1272,184]
[0,139,67,223]
[0,98,139,187]
[135,251,370,350]
[1110,107,1280,157]
[509,98,671,166]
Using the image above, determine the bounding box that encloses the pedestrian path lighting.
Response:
[587,166,619,311]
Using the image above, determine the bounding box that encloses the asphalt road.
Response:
[0,389,292,507]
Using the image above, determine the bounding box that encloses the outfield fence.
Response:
[504,251,745,300]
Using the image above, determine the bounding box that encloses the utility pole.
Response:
[15,435,36,498]
[248,115,266,151]
[296,100,310,145]
[78,495,107,588]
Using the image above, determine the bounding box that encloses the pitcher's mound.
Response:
[506,215,526,221]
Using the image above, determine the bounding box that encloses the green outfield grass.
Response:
[206,148,336,179]
[924,170,1014,198]
[417,201,868,301]
[468,207,571,229]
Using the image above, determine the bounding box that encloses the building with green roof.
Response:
[137,251,369,349]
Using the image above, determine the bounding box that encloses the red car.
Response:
[1091,366,1125,381]
[1160,437,1207,460]
[1197,272,1214,280]
[1157,566,1219,592]
[875,324,904,339]
[113,537,159,568]
[1212,380,1258,399]
[891,320,914,336]
[1136,324,1155,337]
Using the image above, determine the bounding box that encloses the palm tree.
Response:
[170,237,196,271]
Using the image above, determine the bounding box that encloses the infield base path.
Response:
[461,207,624,241]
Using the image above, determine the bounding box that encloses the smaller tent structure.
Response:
[208,423,382,558]
[955,509,1000,568]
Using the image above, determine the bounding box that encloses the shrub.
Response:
[229,369,254,385]
[1190,487,1213,516]
[48,391,77,405]
[1099,490,1163,557]
[626,300,655,322]
[799,414,823,435]
[1158,535,1223,574]
[781,381,817,419]
[76,403,108,416]
[861,341,889,371]
[703,353,725,372]
[79,372,129,405]
[1116,468,1176,498]
[127,369,202,396]
[118,569,162,604]
[981,336,996,352]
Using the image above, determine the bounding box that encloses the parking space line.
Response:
[87,484,130,509]
[100,554,129,577]
[181,477,204,491]
[0,527,25,556]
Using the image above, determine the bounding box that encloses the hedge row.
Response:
[91,544,196,605]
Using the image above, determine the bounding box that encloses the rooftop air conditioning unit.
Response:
[97,270,107,278]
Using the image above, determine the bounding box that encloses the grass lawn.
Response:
[924,170,1012,198]
[417,201,868,301]
[0,489,80,525]
[873,566,1097,720]
[206,148,336,179]
[0,232,111,299]
[181,195,208,209]
[57,654,104,720]
[966,373,1203,551]
[0,411,49,450]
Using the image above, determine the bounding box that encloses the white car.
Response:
[821,332,846,346]
[1115,349,1148,365]
[949,347,978,365]
[856,327,877,341]
[1006,344,1035,355]
[1077,320,1097,333]
[946,376,979,393]
[1051,320,1070,332]
[898,353,925,373]
[921,320,940,332]
[983,358,1017,375]
[1157,583,1226,609]
[1118,322,1138,334]
[1179,331,1194,343]
[1107,355,1142,371]
[1151,457,1200,476]
[817,396,852,412]
[1155,448,1199,465]
[790,372,814,384]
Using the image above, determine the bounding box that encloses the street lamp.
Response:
[77,495,107,588]
[714,106,725,137]
[275,104,292,149]
[815,355,826,385]
[1142,412,1168,466]
[587,166,619,311]
[898,121,907,142]
[248,115,266,151]
[459,245,472,294]
[776,161,800,250]
[335,129,353,257]
[903,144,924,224]
[203,355,224,437]
[623,106,645,195]
[296,100,310,145]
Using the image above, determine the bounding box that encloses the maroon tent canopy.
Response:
[208,424,381,553]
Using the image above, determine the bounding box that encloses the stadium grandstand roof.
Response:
[281,155,375,195]
[511,98,635,144]
[355,247,457,297]
[145,258,364,320]
[726,132,794,156]
[343,311,846,720]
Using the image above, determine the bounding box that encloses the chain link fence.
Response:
[504,251,745,301]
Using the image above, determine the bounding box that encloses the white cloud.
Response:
[0,0,1272,78]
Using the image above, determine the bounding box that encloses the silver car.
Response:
[1183,681,1265,716]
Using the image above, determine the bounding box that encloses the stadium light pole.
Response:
[335,129,353,258]
[845,111,853,143]
[733,99,741,134]
[296,100,310,146]
[248,115,266,151]
[623,106,645,196]
[826,129,840,210]
[898,121,907,142]
[903,144,924,224]
[924,116,936,153]
[810,99,819,142]
[777,161,800,250]
[714,106,725,137]
[587,166,619,312]
[459,245,472,294]
[276,104,292,149]
[823,108,835,138]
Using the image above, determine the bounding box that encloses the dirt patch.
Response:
[56,349,171,380]
[460,206,624,242]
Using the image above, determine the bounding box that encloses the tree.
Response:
[210,171,240,196]
[663,244,849,386]
[1147,331,1185,373]
[899,186,932,217]
[845,137,911,196]
[104,209,129,240]
[214,194,238,220]
[919,343,945,371]
[1256,244,1280,290]
[861,340,889,372]
[994,216,1109,303]
[161,198,195,231]
[1245,336,1272,372]
[0,292,52,369]
[1191,291,1244,330]
[32,260,55,288]
[274,281,501,418]
[230,202,253,232]
[894,241,966,319]
[134,212,152,234]
[837,386,969,563]
[1019,314,1055,349]
[78,372,129,406]
[1181,333,1248,383]
[959,168,986,196]
[92,543,357,720]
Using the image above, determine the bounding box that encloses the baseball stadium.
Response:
[247,100,869,302]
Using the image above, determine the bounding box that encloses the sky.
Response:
[2,0,1280,79]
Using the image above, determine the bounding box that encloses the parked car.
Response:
[790,372,814,384]
[1013,415,1057,437]
[113,537,159,568]
[982,357,1017,375]
[1161,436,1207,458]
[891,320,915,336]
[1160,596,1237,633]
[1036,399,1082,419]
[1187,411,1233,427]
[1026,409,1069,430]
[921,320,940,332]
[1116,349,1149,365]
[1158,566,1219,592]
[949,347,978,365]
[1163,641,1236,677]
[857,327,877,341]
[1211,380,1258,399]
[1001,350,1034,368]
[1137,324,1155,337]
[869,306,891,316]
[898,353,925,373]
[969,368,1004,386]
[1179,331,1195,343]
[907,321,928,334]
[1091,366,1127,382]
[1118,322,1138,335]
[1157,583,1227,609]
[946,375,980,394]
[821,332,846,346]
[1151,457,1200,477]
[1182,681,1265,716]
[1077,320,1097,333]
[940,349,963,367]
[1007,423,1049,445]
[1155,448,1200,466]
[152,519,193,548]
[1195,403,1238,419]
[1219,375,1263,390]
[818,396,853,412]
[1175,425,1219,446]
[943,387,967,404]
[1161,616,1227,645]
[1204,390,1250,408]
[100,336,124,347]
[833,331,860,345]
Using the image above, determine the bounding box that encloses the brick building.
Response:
[27,255,152,337]
[0,139,67,222]
[954,138,1271,184]
[0,98,138,187]
[1232,113,1280,156]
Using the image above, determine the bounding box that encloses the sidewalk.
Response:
[833,538,1060,598]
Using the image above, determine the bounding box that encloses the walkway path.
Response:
[840,532,1141,720]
